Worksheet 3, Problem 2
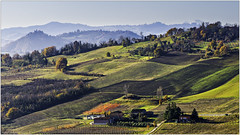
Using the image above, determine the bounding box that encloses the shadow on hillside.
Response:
[148,51,200,65]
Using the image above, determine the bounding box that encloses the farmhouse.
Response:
[179,115,191,123]
[84,114,105,120]
[93,117,114,125]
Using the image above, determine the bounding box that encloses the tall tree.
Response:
[191,108,199,122]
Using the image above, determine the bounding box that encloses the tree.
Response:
[31,50,45,65]
[1,54,12,66]
[106,52,111,57]
[55,57,68,71]
[154,47,165,58]
[23,52,32,64]
[164,102,181,120]
[156,86,163,99]
[217,41,224,49]
[150,35,156,41]
[210,40,217,50]
[123,84,129,98]
[191,108,199,122]
[12,53,22,60]
[43,46,57,57]
[5,107,20,119]
[219,45,229,56]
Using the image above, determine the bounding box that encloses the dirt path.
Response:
[148,120,166,134]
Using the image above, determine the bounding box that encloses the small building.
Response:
[93,117,114,125]
[84,114,105,120]
[179,115,191,123]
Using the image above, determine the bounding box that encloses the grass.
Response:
[90,61,187,88]
[73,58,139,75]
[1,41,239,134]
[10,118,82,134]
[153,115,239,134]
[176,75,239,103]
[41,125,153,134]
[190,65,239,95]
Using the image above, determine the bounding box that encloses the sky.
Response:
[1,1,239,29]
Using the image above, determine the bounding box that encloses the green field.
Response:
[177,75,239,103]
[1,39,239,134]
[153,115,239,134]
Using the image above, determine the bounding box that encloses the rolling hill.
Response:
[1,38,239,134]
[1,21,200,47]
[2,30,140,55]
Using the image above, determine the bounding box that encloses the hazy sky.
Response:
[1,1,239,29]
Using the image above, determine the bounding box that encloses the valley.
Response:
[1,22,239,134]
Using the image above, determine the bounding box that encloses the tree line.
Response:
[2,21,238,67]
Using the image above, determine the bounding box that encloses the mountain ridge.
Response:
[2,30,140,55]
[1,21,200,46]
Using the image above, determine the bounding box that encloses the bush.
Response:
[56,57,68,71]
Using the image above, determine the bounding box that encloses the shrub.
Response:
[55,57,68,71]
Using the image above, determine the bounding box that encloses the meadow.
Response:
[153,115,239,134]
[1,31,239,134]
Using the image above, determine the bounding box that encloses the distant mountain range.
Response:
[1,21,201,47]
[2,30,140,55]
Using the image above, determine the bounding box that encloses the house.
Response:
[179,115,191,123]
[93,117,114,125]
[109,111,124,120]
[84,114,105,120]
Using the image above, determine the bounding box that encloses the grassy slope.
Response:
[90,61,187,88]
[98,52,239,97]
[177,75,239,103]
[1,41,239,134]
[154,115,239,134]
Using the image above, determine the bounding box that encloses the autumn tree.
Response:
[210,40,217,50]
[5,107,20,119]
[43,46,57,57]
[1,54,12,66]
[55,57,68,72]
[166,28,177,37]
[219,45,229,56]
